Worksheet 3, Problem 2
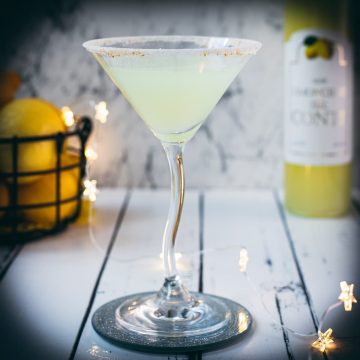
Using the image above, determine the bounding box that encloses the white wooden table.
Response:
[0,189,359,360]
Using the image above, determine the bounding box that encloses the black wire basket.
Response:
[0,117,92,243]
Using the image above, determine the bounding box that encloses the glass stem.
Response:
[162,142,185,280]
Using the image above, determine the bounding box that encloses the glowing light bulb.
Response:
[88,345,100,356]
[83,179,99,202]
[338,281,357,311]
[61,106,75,127]
[94,101,109,123]
[88,344,110,357]
[85,146,98,161]
[312,328,334,352]
[239,248,249,272]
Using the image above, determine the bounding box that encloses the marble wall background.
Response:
[6,0,359,189]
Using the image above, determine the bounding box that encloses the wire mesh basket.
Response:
[0,117,92,243]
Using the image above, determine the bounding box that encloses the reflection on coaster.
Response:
[92,292,252,353]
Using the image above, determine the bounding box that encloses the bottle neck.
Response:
[284,0,349,42]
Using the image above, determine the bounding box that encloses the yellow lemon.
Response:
[0,182,9,218]
[0,98,65,184]
[317,39,333,60]
[18,166,79,226]
[61,152,81,179]
[305,43,318,59]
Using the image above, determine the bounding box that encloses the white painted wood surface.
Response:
[202,191,318,360]
[74,190,200,360]
[0,189,358,360]
[280,192,360,360]
[0,189,126,360]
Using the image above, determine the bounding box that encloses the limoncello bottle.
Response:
[284,0,353,217]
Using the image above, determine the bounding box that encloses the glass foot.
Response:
[92,279,252,353]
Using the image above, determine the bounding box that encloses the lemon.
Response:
[18,164,79,225]
[305,43,318,59]
[0,98,65,184]
[61,152,81,179]
[0,182,9,218]
[317,39,333,60]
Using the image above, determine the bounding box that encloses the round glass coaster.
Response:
[92,291,252,353]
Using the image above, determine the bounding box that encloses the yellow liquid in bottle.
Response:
[284,0,352,217]
[285,163,351,217]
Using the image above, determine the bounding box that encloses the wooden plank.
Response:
[74,189,200,360]
[278,190,360,360]
[202,191,317,360]
[0,189,125,360]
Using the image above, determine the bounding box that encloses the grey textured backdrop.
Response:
[7,0,359,189]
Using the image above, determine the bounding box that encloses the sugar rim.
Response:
[82,35,262,57]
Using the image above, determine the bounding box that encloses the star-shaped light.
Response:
[83,179,99,202]
[338,281,357,311]
[85,146,98,161]
[94,101,109,123]
[239,248,249,273]
[88,344,110,357]
[61,106,75,127]
[312,328,334,352]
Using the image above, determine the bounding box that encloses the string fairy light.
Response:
[83,99,110,203]
[237,247,358,355]
[82,229,355,357]
[88,344,111,357]
[238,247,249,273]
[338,281,357,311]
[94,101,109,123]
[68,98,110,226]
[312,328,335,352]
[83,179,99,202]
[61,106,75,127]
[85,146,99,161]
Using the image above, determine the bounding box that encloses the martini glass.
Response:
[83,36,261,352]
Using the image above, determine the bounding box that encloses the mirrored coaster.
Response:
[92,292,252,353]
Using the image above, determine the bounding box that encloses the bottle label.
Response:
[285,29,353,166]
